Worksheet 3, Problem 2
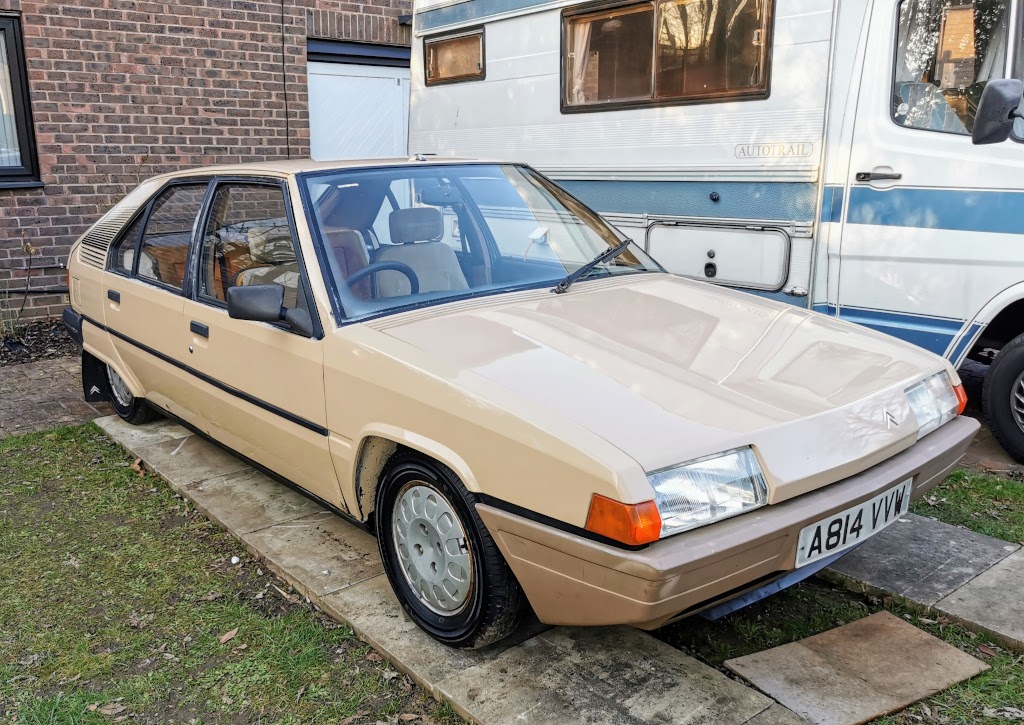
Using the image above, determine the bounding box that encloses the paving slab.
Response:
[935,549,1024,650]
[437,626,777,725]
[725,611,989,725]
[826,513,1020,605]
[241,510,383,598]
[94,416,191,449]
[743,704,809,724]
[321,572,549,693]
[132,434,251,487]
[182,468,325,536]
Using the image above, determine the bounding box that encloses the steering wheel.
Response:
[345,261,420,295]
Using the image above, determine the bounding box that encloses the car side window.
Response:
[108,214,145,274]
[136,184,208,290]
[198,182,308,312]
[892,0,1011,135]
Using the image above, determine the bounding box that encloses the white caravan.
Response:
[407,0,1024,459]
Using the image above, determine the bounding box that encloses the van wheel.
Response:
[375,452,523,649]
[105,364,159,425]
[983,332,1024,463]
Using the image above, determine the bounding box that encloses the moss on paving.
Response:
[0,424,463,725]
[911,468,1024,544]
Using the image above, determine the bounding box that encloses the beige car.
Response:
[64,158,977,648]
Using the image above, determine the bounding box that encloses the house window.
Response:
[563,0,772,111]
[425,30,484,85]
[892,0,1013,136]
[0,16,38,185]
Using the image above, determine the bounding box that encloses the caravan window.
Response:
[892,0,1012,135]
[425,30,485,85]
[563,0,772,110]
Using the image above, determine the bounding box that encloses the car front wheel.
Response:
[375,452,523,649]
[983,332,1024,463]
[105,363,159,425]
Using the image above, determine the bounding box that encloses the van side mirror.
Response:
[972,79,1023,145]
[226,284,315,337]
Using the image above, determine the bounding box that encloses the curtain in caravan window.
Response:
[0,31,23,169]
[569,23,592,103]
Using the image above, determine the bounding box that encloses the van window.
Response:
[425,30,484,85]
[137,184,207,290]
[892,0,1011,135]
[563,0,771,109]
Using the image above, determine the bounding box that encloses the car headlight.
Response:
[648,447,769,538]
[905,372,966,440]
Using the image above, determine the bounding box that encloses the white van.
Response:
[407,0,1024,460]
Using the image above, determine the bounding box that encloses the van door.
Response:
[836,0,1024,355]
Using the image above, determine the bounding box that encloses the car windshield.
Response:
[301,163,662,321]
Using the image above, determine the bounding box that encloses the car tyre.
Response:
[983,332,1024,463]
[375,451,524,649]
[105,363,159,425]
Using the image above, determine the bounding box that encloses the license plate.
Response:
[795,480,913,568]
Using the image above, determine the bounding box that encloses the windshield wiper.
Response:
[552,237,634,295]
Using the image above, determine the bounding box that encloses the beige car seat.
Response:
[374,207,469,297]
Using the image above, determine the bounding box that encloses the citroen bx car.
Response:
[63,158,978,648]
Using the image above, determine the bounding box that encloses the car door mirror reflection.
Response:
[226,284,314,337]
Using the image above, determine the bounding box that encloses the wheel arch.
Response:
[953,283,1024,365]
[351,425,480,526]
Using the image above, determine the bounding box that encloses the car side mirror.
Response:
[972,78,1023,145]
[226,284,315,337]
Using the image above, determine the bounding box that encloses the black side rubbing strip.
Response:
[81,314,328,436]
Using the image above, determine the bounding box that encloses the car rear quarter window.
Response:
[137,184,208,290]
[108,214,145,275]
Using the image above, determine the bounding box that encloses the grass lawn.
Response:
[0,424,463,725]
[911,468,1024,544]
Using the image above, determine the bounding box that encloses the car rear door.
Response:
[102,180,210,411]
[180,177,344,508]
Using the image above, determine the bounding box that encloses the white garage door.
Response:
[308,61,410,161]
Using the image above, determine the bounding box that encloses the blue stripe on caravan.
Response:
[557,180,819,222]
[847,187,1024,234]
[416,0,550,30]
[820,184,845,223]
[949,322,984,364]
[812,303,964,357]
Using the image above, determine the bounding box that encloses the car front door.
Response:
[180,177,344,508]
[835,0,1024,356]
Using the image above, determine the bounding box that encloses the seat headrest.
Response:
[389,207,443,244]
[247,224,297,264]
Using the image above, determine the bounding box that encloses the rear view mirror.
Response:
[972,79,1023,145]
[226,284,314,337]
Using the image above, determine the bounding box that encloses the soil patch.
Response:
[1,318,77,367]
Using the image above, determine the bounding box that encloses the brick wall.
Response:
[0,0,410,322]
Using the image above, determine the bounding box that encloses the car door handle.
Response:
[855,171,903,182]
[107,289,120,303]
[190,321,209,338]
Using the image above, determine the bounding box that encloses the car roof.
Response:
[148,156,497,181]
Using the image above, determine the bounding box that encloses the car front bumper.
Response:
[476,415,979,629]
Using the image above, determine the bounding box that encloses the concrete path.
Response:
[0,357,112,438]
[826,513,1023,651]
[97,415,797,725]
